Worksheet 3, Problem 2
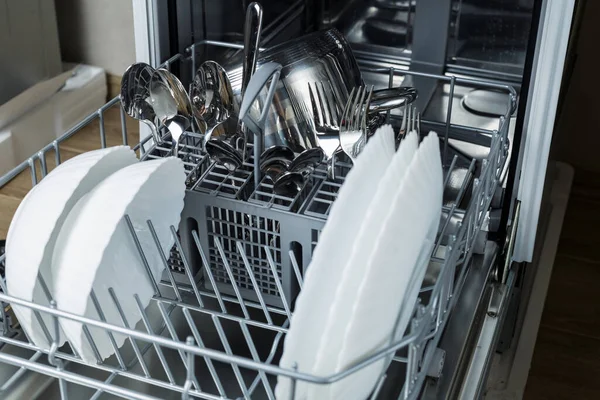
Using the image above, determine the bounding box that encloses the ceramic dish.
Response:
[308,130,419,398]
[5,146,137,349]
[275,125,396,400]
[51,157,186,363]
[320,132,442,400]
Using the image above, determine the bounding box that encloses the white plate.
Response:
[308,130,419,399]
[51,157,186,363]
[276,125,396,400]
[319,132,443,400]
[5,146,137,349]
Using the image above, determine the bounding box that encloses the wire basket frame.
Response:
[0,45,513,400]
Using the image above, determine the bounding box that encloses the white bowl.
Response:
[51,157,186,363]
[5,146,137,349]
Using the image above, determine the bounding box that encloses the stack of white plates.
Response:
[5,148,186,365]
[52,157,185,363]
[277,127,443,400]
[5,146,138,349]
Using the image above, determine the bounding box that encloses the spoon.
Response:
[189,61,236,149]
[150,68,195,156]
[120,62,162,145]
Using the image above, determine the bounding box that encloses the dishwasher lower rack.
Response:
[0,55,511,400]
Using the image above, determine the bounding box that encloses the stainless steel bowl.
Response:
[225,28,363,154]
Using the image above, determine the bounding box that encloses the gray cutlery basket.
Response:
[176,147,342,308]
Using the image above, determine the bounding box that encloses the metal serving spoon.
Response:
[150,68,195,156]
[120,62,163,145]
[189,61,237,149]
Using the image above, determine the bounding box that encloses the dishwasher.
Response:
[0,0,580,399]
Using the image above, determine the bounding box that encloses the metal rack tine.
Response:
[212,315,251,399]
[239,322,275,400]
[214,237,250,319]
[147,220,182,302]
[181,336,195,400]
[443,76,456,166]
[181,308,227,397]
[236,241,273,324]
[288,250,303,290]
[53,140,61,166]
[156,302,201,391]
[1,351,43,392]
[89,371,118,400]
[192,230,227,313]
[48,300,69,400]
[30,309,52,346]
[442,155,458,190]
[89,290,127,370]
[263,246,292,319]
[98,110,107,149]
[107,288,151,377]
[31,274,54,346]
[124,215,161,297]
[120,106,129,146]
[289,363,298,400]
[370,373,387,400]
[133,294,176,384]
[171,226,204,307]
[386,67,394,123]
[248,320,289,395]
[38,150,48,178]
[29,158,38,186]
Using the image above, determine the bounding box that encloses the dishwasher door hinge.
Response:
[496,201,521,284]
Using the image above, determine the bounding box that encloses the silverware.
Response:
[150,68,195,156]
[241,2,263,96]
[306,81,342,160]
[369,87,418,113]
[189,61,240,167]
[339,86,374,163]
[260,147,304,197]
[120,62,162,145]
[399,103,420,139]
[239,62,283,188]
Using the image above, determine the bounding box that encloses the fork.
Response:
[398,102,420,139]
[339,85,374,163]
[307,81,342,157]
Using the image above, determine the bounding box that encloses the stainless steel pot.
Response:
[225,28,363,154]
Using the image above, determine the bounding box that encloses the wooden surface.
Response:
[0,106,138,238]
[524,170,600,399]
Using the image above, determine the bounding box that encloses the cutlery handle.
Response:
[242,2,263,96]
[239,62,283,189]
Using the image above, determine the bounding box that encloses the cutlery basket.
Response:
[0,46,513,400]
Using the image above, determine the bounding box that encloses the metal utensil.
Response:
[241,2,263,96]
[339,86,374,163]
[304,83,417,155]
[189,61,240,167]
[150,68,195,156]
[399,103,420,139]
[260,147,304,197]
[369,87,418,113]
[120,62,162,145]
[306,81,342,160]
[239,62,283,188]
